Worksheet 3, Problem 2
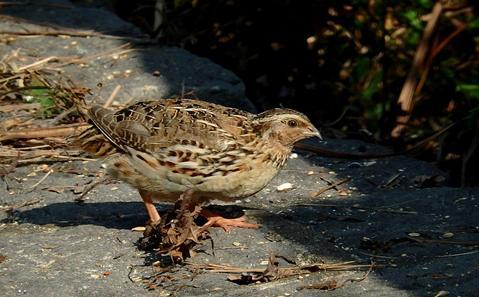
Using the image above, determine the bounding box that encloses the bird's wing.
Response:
[88,99,259,178]
[88,99,255,152]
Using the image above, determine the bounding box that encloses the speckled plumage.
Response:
[77,99,320,223]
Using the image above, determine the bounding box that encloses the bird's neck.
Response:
[258,139,292,168]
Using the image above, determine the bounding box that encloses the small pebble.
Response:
[289,153,298,159]
[442,232,454,238]
[232,242,241,247]
[408,232,421,237]
[307,170,315,175]
[276,183,293,192]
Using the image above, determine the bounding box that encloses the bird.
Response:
[76,99,320,231]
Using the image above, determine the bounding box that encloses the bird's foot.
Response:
[200,209,259,232]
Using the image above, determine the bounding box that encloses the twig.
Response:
[7,44,134,74]
[310,177,351,198]
[0,147,95,164]
[297,262,374,291]
[0,103,41,112]
[391,2,443,138]
[16,56,59,71]
[407,236,479,246]
[48,107,77,125]
[75,176,111,202]
[103,85,122,108]
[435,250,479,258]
[357,251,398,259]
[0,123,89,141]
[54,44,134,68]
[431,20,467,59]
[382,172,404,188]
[188,261,376,274]
[0,197,43,212]
[0,29,152,43]
[28,169,53,191]
[416,19,467,95]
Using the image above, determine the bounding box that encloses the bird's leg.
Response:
[139,190,161,223]
[199,208,260,232]
[177,189,195,211]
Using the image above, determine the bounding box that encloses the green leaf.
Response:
[468,18,479,30]
[403,10,423,30]
[457,84,479,99]
[354,57,371,81]
[361,69,383,101]
[417,0,432,9]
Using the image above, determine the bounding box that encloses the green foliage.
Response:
[23,77,62,119]
[362,69,383,102]
[457,84,479,99]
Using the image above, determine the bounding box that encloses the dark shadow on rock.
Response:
[5,201,250,230]
[257,170,479,296]
[4,201,150,229]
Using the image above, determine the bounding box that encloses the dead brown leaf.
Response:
[138,195,211,263]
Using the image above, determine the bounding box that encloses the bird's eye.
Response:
[287,120,298,127]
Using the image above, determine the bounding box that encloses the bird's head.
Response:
[253,108,321,147]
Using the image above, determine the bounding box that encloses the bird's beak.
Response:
[308,126,322,140]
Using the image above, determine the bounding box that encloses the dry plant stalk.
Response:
[0,123,89,142]
[391,2,443,138]
[188,255,379,285]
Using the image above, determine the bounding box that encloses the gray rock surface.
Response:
[1,139,478,297]
[1,1,479,297]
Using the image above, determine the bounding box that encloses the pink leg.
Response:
[139,190,161,223]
